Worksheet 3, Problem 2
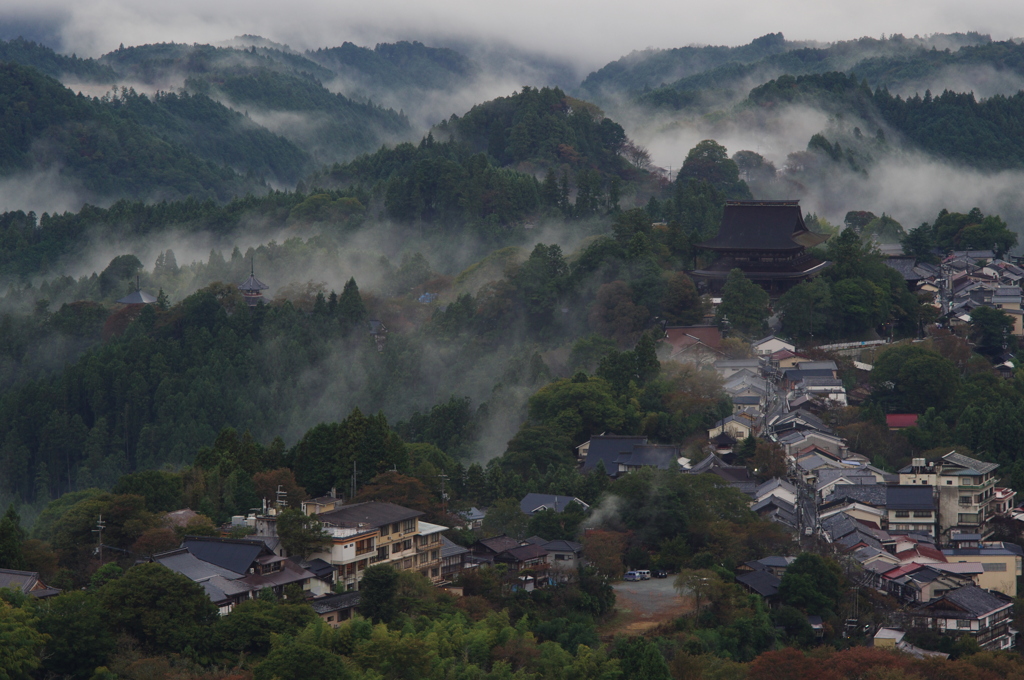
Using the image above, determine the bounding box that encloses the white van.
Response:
[636,570,651,580]
[624,571,640,581]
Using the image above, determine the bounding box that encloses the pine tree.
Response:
[0,505,27,570]
[337,278,367,333]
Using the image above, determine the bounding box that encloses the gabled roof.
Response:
[942,451,998,475]
[699,200,827,252]
[736,569,781,597]
[519,493,588,515]
[475,535,521,555]
[440,535,470,559]
[755,477,797,499]
[665,325,723,351]
[582,435,648,475]
[0,568,41,594]
[182,537,269,575]
[542,539,583,553]
[916,585,1012,618]
[751,495,796,515]
[497,544,549,563]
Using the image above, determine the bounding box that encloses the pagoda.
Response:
[238,258,269,307]
[691,200,831,295]
[117,276,157,305]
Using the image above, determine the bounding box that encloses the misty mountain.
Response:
[746,71,1024,171]
[0,36,117,83]
[306,41,478,92]
[0,61,265,203]
[599,32,993,112]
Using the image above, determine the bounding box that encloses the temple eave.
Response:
[692,261,832,280]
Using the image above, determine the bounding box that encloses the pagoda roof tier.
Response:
[698,200,829,252]
[238,274,269,292]
[692,257,831,280]
[117,289,157,304]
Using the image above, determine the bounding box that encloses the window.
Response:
[327,616,335,622]
[402,519,416,533]
[376,545,389,561]
[960,496,973,506]
[392,523,400,534]
[895,510,910,518]
[983,563,1007,572]
[913,511,931,518]
[946,480,953,485]
[431,568,439,578]
[957,620,971,629]
[380,524,389,536]
[403,539,412,551]
[431,550,439,561]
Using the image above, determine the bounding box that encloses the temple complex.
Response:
[691,200,831,295]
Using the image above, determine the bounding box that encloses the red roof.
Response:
[896,546,946,563]
[886,414,919,429]
[665,326,723,351]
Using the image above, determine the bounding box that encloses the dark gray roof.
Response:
[310,592,360,615]
[303,558,335,581]
[821,512,860,541]
[943,452,998,475]
[823,484,888,507]
[117,289,157,304]
[582,435,648,475]
[440,535,470,559]
[238,274,269,292]
[614,444,679,470]
[318,501,423,529]
[736,569,781,597]
[182,537,268,575]
[918,585,1012,618]
[154,548,245,580]
[751,496,796,514]
[475,535,521,555]
[200,575,256,604]
[886,257,925,282]
[886,486,936,510]
[837,530,882,551]
[0,568,40,594]
[519,493,587,515]
[699,200,825,252]
[542,539,583,553]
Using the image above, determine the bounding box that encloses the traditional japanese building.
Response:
[117,276,157,304]
[691,200,830,295]
[238,259,269,307]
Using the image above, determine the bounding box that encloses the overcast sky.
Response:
[5,0,1024,75]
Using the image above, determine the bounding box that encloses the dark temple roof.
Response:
[698,200,829,252]
[238,274,269,292]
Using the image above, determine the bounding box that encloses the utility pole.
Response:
[351,461,357,502]
[93,514,106,562]
[438,473,449,517]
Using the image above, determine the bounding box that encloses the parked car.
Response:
[636,569,651,580]
[624,571,640,581]
[653,570,668,578]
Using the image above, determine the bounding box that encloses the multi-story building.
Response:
[885,486,938,537]
[909,585,1015,651]
[305,501,447,590]
[899,451,999,540]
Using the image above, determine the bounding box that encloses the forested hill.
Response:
[306,40,478,91]
[747,71,1024,170]
[594,32,995,111]
[436,86,630,177]
[0,61,267,202]
[0,37,117,82]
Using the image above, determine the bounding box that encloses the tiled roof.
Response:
[182,537,267,575]
[736,569,781,597]
[582,435,648,475]
[519,493,587,515]
[310,592,360,615]
[886,486,936,510]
